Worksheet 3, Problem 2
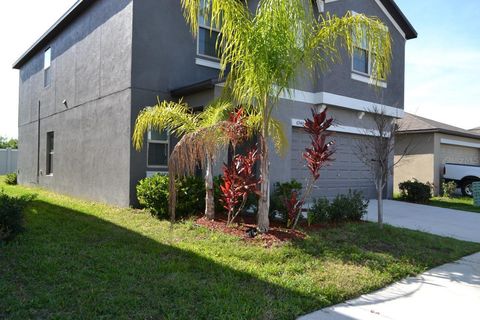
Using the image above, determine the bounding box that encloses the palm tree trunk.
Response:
[377,179,383,229]
[205,154,215,220]
[257,121,270,233]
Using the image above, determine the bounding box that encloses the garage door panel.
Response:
[291,129,378,199]
[440,144,480,165]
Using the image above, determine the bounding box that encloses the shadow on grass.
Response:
[0,200,312,320]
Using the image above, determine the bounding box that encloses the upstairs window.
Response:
[147,130,169,168]
[198,0,221,59]
[46,131,54,175]
[44,48,52,87]
[352,33,369,75]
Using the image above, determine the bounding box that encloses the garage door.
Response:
[291,129,378,199]
[440,144,480,166]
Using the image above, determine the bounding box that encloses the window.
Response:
[44,48,51,87]
[147,130,169,168]
[352,31,370,75]
[46,132,54,175]
[197,0,221,59]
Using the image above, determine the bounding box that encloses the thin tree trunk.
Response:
[205,154,215,220]
[377,180,383,229]
[257,126,270,233]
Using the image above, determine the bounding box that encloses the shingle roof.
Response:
[12,0,417,69]
[398,113,480,139]
[470,127,480,134]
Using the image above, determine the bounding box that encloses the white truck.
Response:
[443,163,480,197]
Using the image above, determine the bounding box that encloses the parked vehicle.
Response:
[443,163,480,197]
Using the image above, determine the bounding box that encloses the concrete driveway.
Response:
[366,200,480,243]
[299,200,480,320]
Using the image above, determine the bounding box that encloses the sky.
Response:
[0,0,479,139]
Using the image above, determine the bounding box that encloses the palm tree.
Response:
[133,99,232,221]
[181,0,392,232]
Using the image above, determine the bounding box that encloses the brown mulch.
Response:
[195,214,307,247]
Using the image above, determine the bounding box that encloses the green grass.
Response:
[428,196,480,214]
[1,177,480,320]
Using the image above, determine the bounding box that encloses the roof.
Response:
[398,113,480,140]
[379,0,417,39]
[469,127,480,133]
[13,0,417,69]
[13,0,97,69]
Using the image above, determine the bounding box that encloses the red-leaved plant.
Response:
[291,108,335,229]
[220,148,260,225]
[222,107,248,154]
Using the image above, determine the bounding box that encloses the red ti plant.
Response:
[291,108,335,229]
[222,107,248,155]
[220,148,260,225]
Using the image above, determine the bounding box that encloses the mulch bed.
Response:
[195,214,307,247]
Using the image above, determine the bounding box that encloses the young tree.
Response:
[0,137,18,149]
[181,0,392,232]
[133,99,232,221]
[355,107,410,228]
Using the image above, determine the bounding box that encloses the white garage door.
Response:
[291,129,378,199]
[440,144,480,166]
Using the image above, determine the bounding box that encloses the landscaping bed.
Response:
[2,176,480,320]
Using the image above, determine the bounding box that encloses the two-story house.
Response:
[13,0,416,206]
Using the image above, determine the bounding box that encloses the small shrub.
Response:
[136,174,205,219]
[0,190,36,242]
[343,190,369,221]
[307,197,330,225]
[399,179,432,203]
[441,180,457,198]
[270,180,303,224]
[5,173,17,185]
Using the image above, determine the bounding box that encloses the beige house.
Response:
[394,113,480,195]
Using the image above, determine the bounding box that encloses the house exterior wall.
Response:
[17,0,134,206]
[394,133,435,192]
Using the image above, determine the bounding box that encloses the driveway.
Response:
[365,199,480,243]
[299,200,480,320]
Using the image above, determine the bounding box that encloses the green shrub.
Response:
[343,190,369,221]
[0,190,36,242]
[270,180,303,223]
[399,179,432,203]
[441,180,457,198]
[5,173,17,185]
[136,174,205,219]
[307,197,329,225]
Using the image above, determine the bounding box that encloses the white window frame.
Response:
[351,32,387,86]
[197,0,221,61]
[146,130,170,169]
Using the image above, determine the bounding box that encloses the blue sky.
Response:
[396,0,480,129]
[0,0,479,139]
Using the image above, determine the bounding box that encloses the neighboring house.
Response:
[13,0,416,206]
[395,113,480,195]
[469,127,480,135]
[0,149,18,175]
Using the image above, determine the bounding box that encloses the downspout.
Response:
[36,100,41,184]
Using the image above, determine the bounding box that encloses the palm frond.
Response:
[132,100,198,150]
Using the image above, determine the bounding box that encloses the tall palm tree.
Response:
[181,0,392,232]
[133,99,232,221]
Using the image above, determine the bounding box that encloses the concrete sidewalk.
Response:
[366,200,480,243]
[299,200,480,320]
[299,252,480,320]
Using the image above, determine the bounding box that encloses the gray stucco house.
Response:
[13,0,416,207]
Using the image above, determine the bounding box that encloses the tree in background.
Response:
[181,0,392,232]
[0,137,18,149]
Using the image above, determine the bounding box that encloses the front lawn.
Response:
[428,196,480,214]
[1,177,480,319]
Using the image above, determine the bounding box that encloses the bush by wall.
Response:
[5,173,17,185]
[307,190,369,225]
[0,191,36,242]
[269,180,303,224]
[136,174,205,219]
[441,180,457,198]
[398,179,432,203]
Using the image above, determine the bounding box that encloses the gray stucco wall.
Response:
[17,0,134,206]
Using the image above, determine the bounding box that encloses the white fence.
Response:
[0,149,18,175]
